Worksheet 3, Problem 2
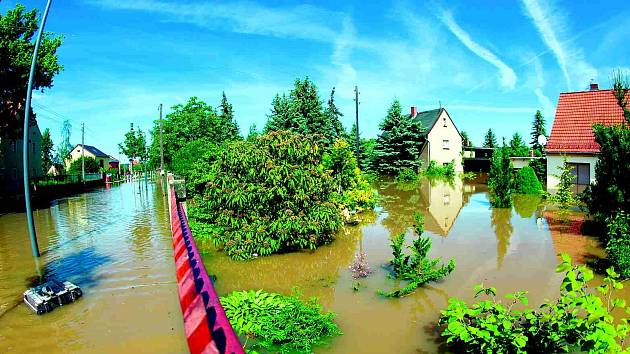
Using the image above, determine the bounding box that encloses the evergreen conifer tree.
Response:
[325,87,345,140]
[530,110,547,153]
[374,99,425,175]
[265,93,293,132]
[488,144,513,208]
[509,132,529,156]
[218,92,240,140]
[483,129,498,148]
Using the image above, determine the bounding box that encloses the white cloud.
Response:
[440,11,517,90]
[89,0,343,43]
[531,56,555,117]
[520,0,597,91]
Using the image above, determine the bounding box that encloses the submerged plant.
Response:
[349,252,373,279]
[379,212,455,298]
[221,289,342,354]
[439,254,630,353]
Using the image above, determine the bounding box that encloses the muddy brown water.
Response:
[0,177,624,353]
[0,181,187,353]
[202,177,626,353]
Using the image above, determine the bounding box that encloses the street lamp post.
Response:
[22,0,54,258]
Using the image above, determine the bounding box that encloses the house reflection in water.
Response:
[380,177,472,237]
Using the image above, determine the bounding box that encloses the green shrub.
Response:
[424,160,455,178]
[395,168,419,183]
[322,138,378,212]
[488,146,513,208]
[220,289,342,353]
[514,166,542,195]
[606,211,630,279]
[379,213,455,297]
[439,254,630,353]
[171,139,218,192]
[67,156,100,174]
[528,158,546,182]
[188,131,343,260]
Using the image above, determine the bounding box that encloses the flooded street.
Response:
[0,177,621,353]
[202,177,616,353]
[0,181,187,353]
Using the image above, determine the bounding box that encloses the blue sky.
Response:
[3,0,629,160]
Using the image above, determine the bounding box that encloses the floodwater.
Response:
[201,177,623,353]
[0,181,187,353]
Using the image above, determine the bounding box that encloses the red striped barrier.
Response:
[169,183,243,354]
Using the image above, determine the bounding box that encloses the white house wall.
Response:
[427,110,463,172]
[546,153,597,193]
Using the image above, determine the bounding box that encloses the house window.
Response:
[568,163,590,194]
[443,117,447,127]
[442,139,450,150]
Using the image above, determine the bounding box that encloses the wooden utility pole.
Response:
[354,85,360,164]
[81,122,85,183]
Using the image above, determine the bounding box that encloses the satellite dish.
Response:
[537,134,547,146]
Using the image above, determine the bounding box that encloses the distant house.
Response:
[546,84,629,193]
[65,144,112,170]
[410,106,464,172]
[108,156,119,169]
[0,122,44,199]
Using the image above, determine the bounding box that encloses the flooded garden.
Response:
[200,176,618,353]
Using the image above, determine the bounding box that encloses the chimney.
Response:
[410,106,417,117]
[590,82,599,91]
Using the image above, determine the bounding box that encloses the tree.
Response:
[325,87,345,140]
[374,99,425,175]
[488,145,513,208]
[460,131,473,147]
[56,119,72,165]
[1,4,63,138]
[263,77,336,145]
[551,156,577,209]
[247,123,259,141]
[68,156,99,174]
[483,129,498,148]
[41,128,53,173]
[530,110,547,154]
[148,96,240,169]
[508,132,529,157]
[264,93,293,132]
[119,123,148,167]
[584,71,630,222]
[217,92,240,141]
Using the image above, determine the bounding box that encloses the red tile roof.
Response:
[546,89,628,153]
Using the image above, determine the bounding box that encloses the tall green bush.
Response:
[514,166,542,194]
[488,146,513,208]
[188,131,344,260]
[605,211,630,279]
[583,72,630,223]
[67,156,99,174]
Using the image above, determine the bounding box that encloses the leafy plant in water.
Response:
[379,212,455,298]
[395,167,419,183]
[349,252,373,279]
[439,253,630,353]
[220,289,342,354]
[424,160,455,178]
[549,155,578,209]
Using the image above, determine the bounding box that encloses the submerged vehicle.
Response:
[23,280,83,315]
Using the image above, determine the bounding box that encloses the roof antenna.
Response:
[439,100,442,108]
